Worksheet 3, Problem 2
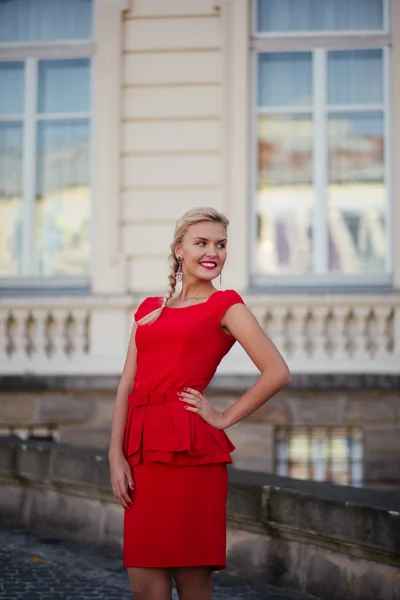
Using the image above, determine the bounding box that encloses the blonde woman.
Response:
[109,207,290,600]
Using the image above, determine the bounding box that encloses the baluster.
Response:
[48,309,68,360]
[303,310,314,357]
[72,309,90,357]
[0,310,10,361]
[290,306,308,359]
[312,306,328,359]
[25,313,35,358]
[10,309,29,360]
[373,306,392,359]
[32,309,51,360]
[331,306,350,359]
[351,306,370,361]
[393,305,400,358]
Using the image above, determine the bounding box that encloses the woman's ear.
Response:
[174,244,182,260]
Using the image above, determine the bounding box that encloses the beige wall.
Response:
[120,0,249,294]
[122,1,224,293]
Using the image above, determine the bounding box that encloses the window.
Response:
[275,426,363,486]
[252,0,390,286]
[0,425,59,442]
[0,0,93,281]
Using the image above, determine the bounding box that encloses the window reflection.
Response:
[0,62,24,115]
[327,113,385,272]
[257,0,383,33]
[328,50,383,106]
[35,120,90,276]
[276,426,363,487]
[0,123,23,275]
[38,59,90,114]
[256,115,313,274]
[0,0,93,42]
[258,53,312,107]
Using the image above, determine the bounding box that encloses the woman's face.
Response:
[175,221,227,283]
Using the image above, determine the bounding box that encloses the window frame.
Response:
[0,14,95,289]
[250,0,393,289]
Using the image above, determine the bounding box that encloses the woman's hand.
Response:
[178,387,227,430]
[109,452,135,509]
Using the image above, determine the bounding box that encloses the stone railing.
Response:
[0,296,132,375]
[224,292,400,375]
[0,293,399,375]
[0,438,399,600]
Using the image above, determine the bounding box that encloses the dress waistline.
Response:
[128,389,196,408]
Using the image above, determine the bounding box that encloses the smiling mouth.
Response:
[199,261,217,270]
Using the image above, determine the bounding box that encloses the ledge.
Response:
[1,373,400,392]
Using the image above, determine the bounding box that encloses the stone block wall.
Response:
[1,374,400,489]
[0,439,399,600]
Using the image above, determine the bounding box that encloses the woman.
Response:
[109,207,290,600]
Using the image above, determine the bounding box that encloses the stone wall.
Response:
[0,438,399,600]
[1,374,400,489]
[211,375,400,489]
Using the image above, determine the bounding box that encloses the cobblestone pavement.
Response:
[0,526,313,600]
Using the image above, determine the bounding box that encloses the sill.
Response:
[247,284,396,295]
[0,276,91,297]
[249,273,395,294]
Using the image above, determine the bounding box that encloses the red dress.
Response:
[123,289,244,570]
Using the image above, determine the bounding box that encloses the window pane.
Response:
[0,0,92,42]
[327,112,386,272]
[256,115,313,274]
[276,427,363,486]
[257,0,383,33]
[38,59,90,114]
[328,50,383,106]
[258,53,312,107]
[0,123,23,275]
[0,62,24,115]
[36,120,90,276]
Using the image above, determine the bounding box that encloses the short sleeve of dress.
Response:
[134,297,161,323]
[215,290,245,340]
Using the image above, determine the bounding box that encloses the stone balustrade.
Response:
[0,293,399,375]
[0,438,399,600]
[223,292,400,375]
[0,296,132,375]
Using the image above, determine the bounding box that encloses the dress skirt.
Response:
[123,461,228,570]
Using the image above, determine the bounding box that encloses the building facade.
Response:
[1,0,399,488]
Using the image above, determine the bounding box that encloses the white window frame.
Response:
[250,0,392,288]
[0,17,95,289]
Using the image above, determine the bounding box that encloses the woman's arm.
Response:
[108,323,138,508]
[180,303,291,430]
[219,303,291,428]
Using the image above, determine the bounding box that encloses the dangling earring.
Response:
[219,272,222,287]
[176,257,183,283]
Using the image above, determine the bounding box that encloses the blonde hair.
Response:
[137,207,229,326]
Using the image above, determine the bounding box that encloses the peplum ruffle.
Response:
[123,389,235,466]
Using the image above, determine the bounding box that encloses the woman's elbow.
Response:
[280,363,291,387]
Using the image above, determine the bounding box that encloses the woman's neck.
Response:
[179,283,215,302]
